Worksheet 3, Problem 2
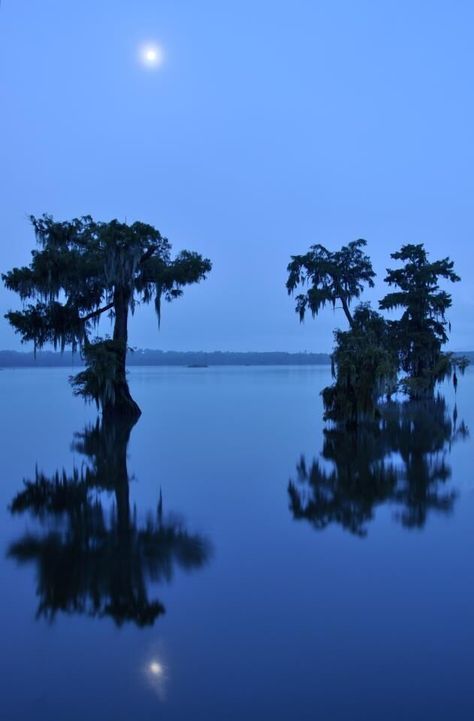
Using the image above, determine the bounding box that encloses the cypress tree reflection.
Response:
[8,417,211,626]
[288,398,468,537]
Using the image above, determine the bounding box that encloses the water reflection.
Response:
[289,398,468,536]
[145,655,168,700]
[7,416,211,626]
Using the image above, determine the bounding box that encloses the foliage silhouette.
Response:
[286,239,375,328]
[287,240,467,422]
[379,244,463,398]
[3,216,212,417]
[322,304,398,424]
[288,398,468,537]
[8,416,211,626]
[287,240,397,423]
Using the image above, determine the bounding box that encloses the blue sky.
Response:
[1,0,473,352]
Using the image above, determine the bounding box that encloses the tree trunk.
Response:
[104,287,141,419]
[111,418,133,534]
[340,295,354,329]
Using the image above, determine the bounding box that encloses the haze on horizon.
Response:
[1,0,473,353]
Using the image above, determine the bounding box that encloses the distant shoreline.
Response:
[0,349,471,369]
[0,349,331,368]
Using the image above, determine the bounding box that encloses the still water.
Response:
[1,366,473,720]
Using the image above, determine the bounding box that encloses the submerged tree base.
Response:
[102,387,142,421]
[322,304,398,427]
[71,339,141,419]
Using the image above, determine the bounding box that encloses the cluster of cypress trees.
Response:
[287,239,468,425]
[2,217,468,424]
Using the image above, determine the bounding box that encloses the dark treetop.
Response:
[286,239,375,328]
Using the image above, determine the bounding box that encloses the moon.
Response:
[140,44,164,68]
[149,661,163,676]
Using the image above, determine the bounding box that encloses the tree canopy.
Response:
[3,215,212,416]
[286,239,375,327]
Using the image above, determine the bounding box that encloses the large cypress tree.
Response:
[3,215,212,417]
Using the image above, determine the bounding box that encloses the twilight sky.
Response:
[1,0,473,352]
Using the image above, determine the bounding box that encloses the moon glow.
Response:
[140,44,164,68]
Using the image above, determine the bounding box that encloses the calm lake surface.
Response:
[1,366,473,720]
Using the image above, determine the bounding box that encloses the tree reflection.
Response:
[288,398,468,536]
[8,416,211,626]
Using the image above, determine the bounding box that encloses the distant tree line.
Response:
[0,349,332,368]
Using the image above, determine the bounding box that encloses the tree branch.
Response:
[81,302,114,323]
[340,296,354,328]
[140,247,156,265]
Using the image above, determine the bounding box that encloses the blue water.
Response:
[1,366,473,720]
